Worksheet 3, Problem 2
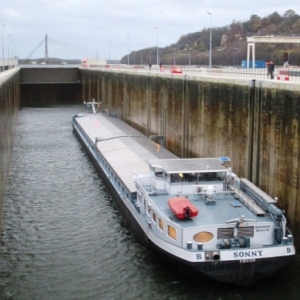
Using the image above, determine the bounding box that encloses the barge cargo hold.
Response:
[72,102,295,284]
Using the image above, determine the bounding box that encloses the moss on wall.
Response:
[0,69,20,230]
[81,69,300,244]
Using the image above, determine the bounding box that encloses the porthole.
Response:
[193,231,214,243]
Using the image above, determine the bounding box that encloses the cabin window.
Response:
[153,167,164,178]
[170,173,184,183]
[168,225,177,240]
[215,172,227,180]
[158,218,164,231]
[182,173,197,182]
[131,192,137,201]
[198,172,227,182]
[152,213,156,223]
[198,172,216,181]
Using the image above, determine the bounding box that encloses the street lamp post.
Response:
[8,34,10,69]
[10,40,13,67]
[207,12,212,70]
[13,42,17,66]
[2,24,5,72]
[189,48,191,66]
[108,40,111,63]
[155,26,158,66]
[126,35,129,65]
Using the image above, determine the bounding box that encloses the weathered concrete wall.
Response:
[0,68,20,230]
[81,69,300,242]
[21,83,82,107]
[21,67,81,83]
[20,67,82,107]
[255,81,300,230]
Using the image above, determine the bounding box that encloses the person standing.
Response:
[268,61,275,79]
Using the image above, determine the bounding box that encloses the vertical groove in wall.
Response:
[252,80,262,185]
[182,76,189,158]
[248,79,256,182]
[161,77,167,148]
[146,75,150,137]
[82,72,85,101]
[123,73,126,121]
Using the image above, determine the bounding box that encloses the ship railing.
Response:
[229,185,265,216]
[135,177,156,193]
[141,184,154,193]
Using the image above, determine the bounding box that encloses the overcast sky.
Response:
[0,0,299,61]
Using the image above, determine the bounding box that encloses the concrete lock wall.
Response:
[0,67,299,246]
[0,68,21,231]
[81,69,300,244]
[20,67,82,106]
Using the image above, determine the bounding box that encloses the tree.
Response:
[249,14,262,31]
[283,9,296,18]
[268,12,282,24]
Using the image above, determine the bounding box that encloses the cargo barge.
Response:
[72,102,295,284]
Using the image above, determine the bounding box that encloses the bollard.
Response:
[187,241,192,249]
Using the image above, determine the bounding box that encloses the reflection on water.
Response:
[0,106,299,300]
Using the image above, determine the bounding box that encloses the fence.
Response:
[97,64,300,82]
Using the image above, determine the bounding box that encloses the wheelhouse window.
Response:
[170,173,184,183]
[182,173,197,182]
[198,172,226,182]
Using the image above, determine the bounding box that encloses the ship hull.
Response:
[72,122,294,285]
[146,242,294,284]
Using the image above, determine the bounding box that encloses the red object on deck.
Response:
[168,197,199,219]
[170,66,183,74]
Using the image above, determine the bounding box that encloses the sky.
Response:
[0,0,299,61]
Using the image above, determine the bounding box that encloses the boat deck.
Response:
[150,191,272,228]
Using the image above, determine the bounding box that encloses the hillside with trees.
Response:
[122,9,300,66]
